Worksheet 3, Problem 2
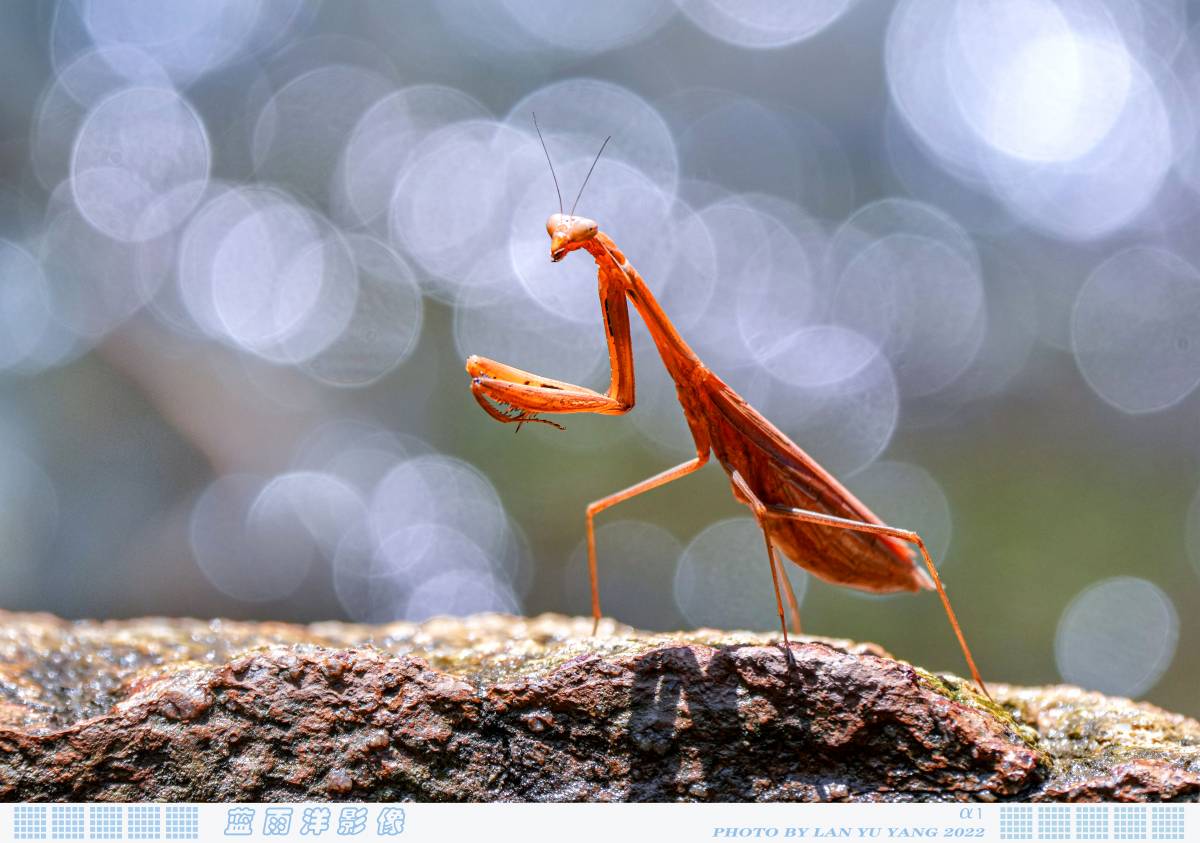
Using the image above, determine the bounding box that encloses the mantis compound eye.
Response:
[546,214,597,244]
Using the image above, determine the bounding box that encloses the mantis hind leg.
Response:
[729,471,988,699]
[730,472,801,664]
[761,530,797,669]
[781,568,802,635]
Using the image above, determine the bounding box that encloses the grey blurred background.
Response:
[0,0,1196,717]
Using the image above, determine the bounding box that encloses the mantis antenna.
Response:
[570,136,611,217]
[532,112,563,216]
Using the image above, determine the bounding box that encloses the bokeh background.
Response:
[0,0,1196,716]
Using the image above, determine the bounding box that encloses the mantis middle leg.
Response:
[585,450,709,634]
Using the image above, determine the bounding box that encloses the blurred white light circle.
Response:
[674,518,807,630]
[32,46,172,191]
[886,0,1171,241]
[1071,247,1200,414]
[947,1,1130,163]
[889,0,1127,167]
[505,79,679,198]
[887,0,985,172]
[762,331,899,478]
[907,249,1040,417]
[249,471,367,559]
[684,197,789,371]
[253,64,396,204]
[208,194,323,349]
[826,197,981,286]
[390,120,529,290]
[846,461,952,564]
[209,193,359,363]
[675,0,856,49]
[565,520,685,631]
[370,454,510,561]
[301,234,424,387]
[758,325,882,390]
[992,36,1129,161]
[177,184,276,338]
[38,206,173,341]
[500,0,676,53]
[271,234,361,365]
[336,85,491,232]
[405,569,520,622]
[653,200,722,334]
[79,0,263,82]
[834,233,986,397]
[237,0,319,64]
[1055,577,1178,698]
[733,214,822,366]
[825,198,990,397]
[1105,0,1187,62]
[71,86,210,242]
[334,521,505,623]
[332,522,402,622]
[1168,23,1200,200]
[293,421,433,495]
[0,241,53,371]
[190,474,314,602]
[981,56,1172,241]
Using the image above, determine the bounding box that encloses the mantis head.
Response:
[547,213,598,262]
[532,113,610,262]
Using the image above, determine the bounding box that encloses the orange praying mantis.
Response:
[465,120,989,698]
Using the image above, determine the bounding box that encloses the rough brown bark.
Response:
[0,612,1194,802]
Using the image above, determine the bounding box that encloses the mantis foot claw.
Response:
[513,411,565,432]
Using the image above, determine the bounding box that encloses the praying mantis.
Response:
[465,122,989,698]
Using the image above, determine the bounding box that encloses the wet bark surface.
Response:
[0,612,1194,802]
